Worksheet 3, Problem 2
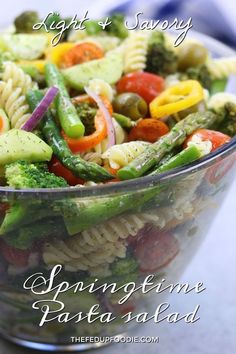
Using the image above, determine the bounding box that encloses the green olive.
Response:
[178,43,209,71]
[113,93,148,120]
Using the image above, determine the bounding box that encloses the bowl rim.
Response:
[1,30,236,198]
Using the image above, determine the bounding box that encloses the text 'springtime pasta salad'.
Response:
[0,10,236,347]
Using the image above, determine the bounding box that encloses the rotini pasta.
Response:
[87,78,114,101]
[42,212,166,273]
[0,62,36,128]
[0,79,31,128]
[43,239,126,272]
[102,141,150,169]
[80,151,103,165]
[208,92,236,112]
[123,30,151,73]
[207,57,236,79]
[1,61,35,94]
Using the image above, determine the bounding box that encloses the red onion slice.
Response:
[22,86,59,132]
[85,86,116,147]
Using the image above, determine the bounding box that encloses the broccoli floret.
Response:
[44,12,62,28]
[76,102,97,135]
[146,42,178,77]
[110,256,138,277]
[216,102,236,137]
[105,13,129,39]
[148,31,165,46]
[85,13,128,39]
[181,65,212,90]
[5,161,68,189]
[85,20,102,35]
[14,11,40,33]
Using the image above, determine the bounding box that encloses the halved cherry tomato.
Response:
[117,72,165,104]
[185,129,231,152]
[133,226,179,273]
[48,156,84,186]
[186,130,232,185]
[128,118,169,143]
[63,96,112,153]
[0,241,30,267]
[61,42,104,68]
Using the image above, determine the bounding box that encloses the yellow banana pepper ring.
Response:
[150,80,204,118]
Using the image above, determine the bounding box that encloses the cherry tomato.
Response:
[0,241,30,267]
[117,72,164,104]
[61,42,104,68]
[128,118,169,143]
[185,129,231,152]
[133,226,179,273]
[185,129,232,185]
[48,156,84,186]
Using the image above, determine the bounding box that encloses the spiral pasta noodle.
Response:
[42,212,165,273]
[87,79,114,101]
[123,30,151,73]
[43,239,126,272]
[73,213,164,252]
[0,79,31,128]
[1,62,35,94]
[102,141,150,169]
[208,92,236,112]
[80,151,103,165]
[0,62,36,128]
[207,57,236,79]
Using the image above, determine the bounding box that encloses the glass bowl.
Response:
[0,31,235,352]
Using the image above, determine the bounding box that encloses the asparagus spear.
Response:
[45,63,85,138]
[149,145,203,175]
[66,143,209,234]
[66,148,202,233]
[27,90,113,182]
[118,111,217,180]
[64,188,161,235]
